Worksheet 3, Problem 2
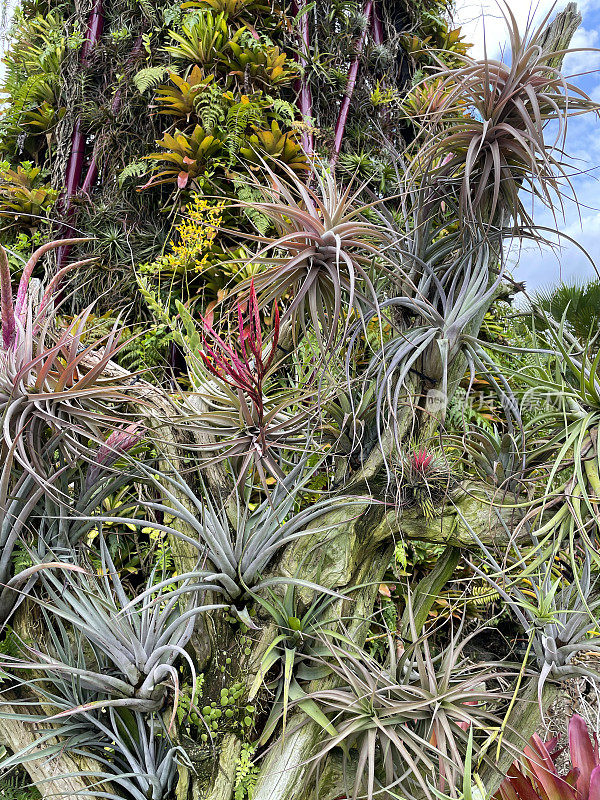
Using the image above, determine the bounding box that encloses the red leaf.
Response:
[589,766,600,800]
[569,715,600,799]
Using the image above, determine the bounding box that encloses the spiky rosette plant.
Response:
[0,427,146,626]
[219,162,394,349]
[398,446,454,518]
[296,630,516,800]
[179,279,318,491]
[0,241,134,480]
[0,538,221,717]
[116,457,354,603]
[411,1,597,228]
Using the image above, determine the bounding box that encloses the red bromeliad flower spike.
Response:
[200,279,280,422]
[411,448,434,473]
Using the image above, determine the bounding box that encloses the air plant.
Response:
[323,381,376,463]
[349,232,520,453]
[495,714,600,800]
[119,458,358,603]
[457,427,522,490]
[411,2,597,228]
[222,161,393,349]
[79,709,186,800]
[0,431,148,625]
[181,280,316,491]
[248,580,355,741]
[462,516,600,709]
[299,629,515,800]
[511,315,600,558]
[0,241,134,480]
[84,421,143,489]
[0,538,222,717]
[399,446,453,519]
[0,701,186,800]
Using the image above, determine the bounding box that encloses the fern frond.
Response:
[134,66,169,94]
[233,177,270,234]
[266,95,296,124]
[225,100,263,163]
[195,83,225,132]
[118,160,151,187]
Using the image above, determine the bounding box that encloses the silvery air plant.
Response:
[0,539,217,799]
[0,538,222,719]
[466,532,600,708]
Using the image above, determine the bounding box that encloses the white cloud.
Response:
[454,0,600,59]
[454,0,600,289]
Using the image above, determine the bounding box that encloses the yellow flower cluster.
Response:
[160,195,225,274]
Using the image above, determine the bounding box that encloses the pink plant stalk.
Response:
[97,422,142,463]
[331,0,375,166]
[63,121,87,202]
[293,0,314,156]
[0,247,15,350]
[56,0,105,271]
[80,0,104,65]
[371,0,383,46]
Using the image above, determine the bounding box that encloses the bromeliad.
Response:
[187,278,313,492]
[495,714,600,800]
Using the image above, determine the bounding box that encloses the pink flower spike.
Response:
[249,279,262,352]
[86,423,144,488]
[98,422,143,465]
[0,246,16,350]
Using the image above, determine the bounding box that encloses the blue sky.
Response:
[455,0,600,290]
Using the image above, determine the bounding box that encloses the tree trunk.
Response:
[0,694,103,799]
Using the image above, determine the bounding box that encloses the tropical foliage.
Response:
[0,1,599,800]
